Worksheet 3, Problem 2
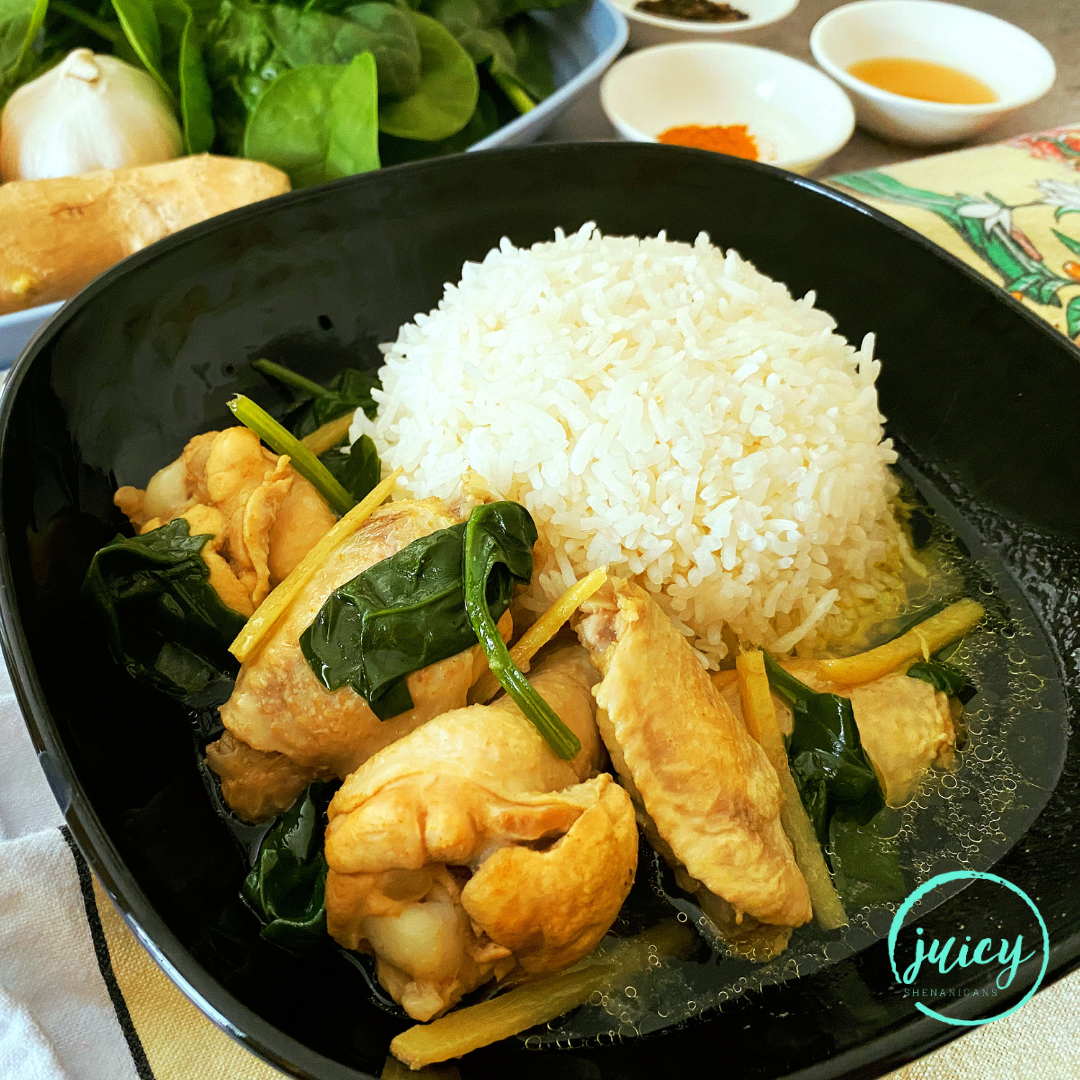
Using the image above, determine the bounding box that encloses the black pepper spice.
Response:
[634,0,749,21]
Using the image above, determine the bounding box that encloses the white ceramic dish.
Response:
[600,42,855,175]
[0,0,628,369]
[810,0,1055,146]
[611,0,797,51]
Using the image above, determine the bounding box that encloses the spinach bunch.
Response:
[1,0,216,151]
[82,517,247,706]
[242,781,336,952]
[763,653,884,848]
[300,502,532,719]
[204,0,481,181]
[1,0,575,192]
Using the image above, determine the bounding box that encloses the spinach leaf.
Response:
[378,10,476,140]
[907,659,973,700]
[320,433,380,502]
[112,0,172,96]
[378,82,498,164]
[264,2,420,98]
[243,50,379,187]
[157,0,215,151]
[299,502,532,720]
[489,13,549,103]
[203,0,284,149]
[252,358,380,436]
[82,517,247,707]
[242,781,336,952]
[829,806,907,910]
[764,652,884,847]
[341,1,420,96]
[463,501,579,759]
[0,0,48,103]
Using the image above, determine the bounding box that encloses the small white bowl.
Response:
[810,0,1056,146]
[613,0,797,50]
[600,42,855,174]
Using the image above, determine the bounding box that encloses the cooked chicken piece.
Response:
[209,498,511,822]
[114,427,336,615]
[203,730,332,824]
[578,580,811,936]
[323,647,638,1021]
[777,665,955,808]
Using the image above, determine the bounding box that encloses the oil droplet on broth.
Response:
[846,57,998,105]
[528,467,1064,1049]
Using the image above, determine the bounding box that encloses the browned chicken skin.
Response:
[209,497,511,822]
[323,647,638,1021]
[578,579,812,933]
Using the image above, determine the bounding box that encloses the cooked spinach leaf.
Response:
[242,780,336,952]
[320,433,380,502]
[82,517,247,706]
[829,806,907,909]
[764,652,883,847]
[252,357,380,436]
[463,501,579,759]
[299,501,532,720]
[907,659,973,699]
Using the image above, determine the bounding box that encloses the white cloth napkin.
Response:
[0,667,140,1080]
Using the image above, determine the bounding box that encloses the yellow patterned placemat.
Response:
[830,124,1080,342]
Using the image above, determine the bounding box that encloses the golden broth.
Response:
[847,57,997,104]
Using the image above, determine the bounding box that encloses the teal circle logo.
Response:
[887,870,1049,1027]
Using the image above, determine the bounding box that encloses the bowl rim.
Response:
[599,41,856,168]
[4,140,1080,1080]
[609,0,797,35]
[809,0,1057,116]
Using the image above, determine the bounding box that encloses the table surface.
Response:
[541,0,1080,176]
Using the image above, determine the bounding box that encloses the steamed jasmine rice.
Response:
[351,223,907,662]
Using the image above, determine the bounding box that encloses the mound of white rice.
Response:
[352,223,906,661]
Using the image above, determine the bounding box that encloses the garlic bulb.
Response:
[0,49,183,183]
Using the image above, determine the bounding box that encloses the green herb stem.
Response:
[491,71,535,115]
[227,394,355,517]
[463,509,580,760]
[50,0,126,43]
[252,357,331,400]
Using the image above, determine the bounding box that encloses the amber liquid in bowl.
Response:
[847,57,998,104]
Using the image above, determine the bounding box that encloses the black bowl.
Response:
[2,143,1079,1080]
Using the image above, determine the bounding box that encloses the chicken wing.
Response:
[114,426,336,615]
[323,647,638,1021]
[209,498,510,821]
[577,580,811,936]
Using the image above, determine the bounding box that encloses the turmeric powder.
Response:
[657,123,759,160]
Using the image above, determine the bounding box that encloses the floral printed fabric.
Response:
[831,124,1080,341]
